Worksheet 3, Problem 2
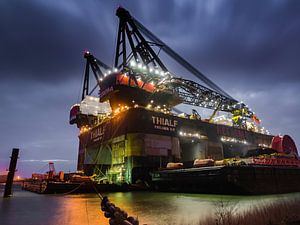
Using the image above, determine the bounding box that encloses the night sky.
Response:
[1,0,299,177]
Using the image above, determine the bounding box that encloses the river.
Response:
[1,185,300,225]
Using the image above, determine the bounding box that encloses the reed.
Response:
[181,198,300,225]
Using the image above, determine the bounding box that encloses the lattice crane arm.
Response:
[113,7,255,120]
[166,77,238,113]
[81,51,111,100]
[131,13,234,100]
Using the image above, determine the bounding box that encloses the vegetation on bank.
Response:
[184,198,300,225]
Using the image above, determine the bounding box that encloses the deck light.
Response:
[130,61,136,67]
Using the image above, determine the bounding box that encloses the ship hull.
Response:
[151,165,300,195]
[78,108,273,185]
[22,180,146,194]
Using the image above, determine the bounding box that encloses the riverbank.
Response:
[191,198,300,225]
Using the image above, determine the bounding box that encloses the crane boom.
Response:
[167,77,238,112]
[81,51,111,100]
[79,7,256,128]
[133,17,234,100]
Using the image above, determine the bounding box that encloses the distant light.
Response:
[130,61,136,67]
[155,69,159,74]
[138,63,142,69]
[113,68,118,72]
[160,71,164,76]
[149,68,153,73]
[107,70,111,74]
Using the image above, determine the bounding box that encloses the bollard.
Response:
[3,148,19,198]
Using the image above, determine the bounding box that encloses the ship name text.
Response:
[152,116,178,132]
[90,126,105,142]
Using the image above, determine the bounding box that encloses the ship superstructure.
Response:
[69,7,296,186]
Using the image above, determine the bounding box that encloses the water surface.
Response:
[1,185,299,225]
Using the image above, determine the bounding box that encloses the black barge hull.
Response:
[22,181,146,194]
[151,165,300,195]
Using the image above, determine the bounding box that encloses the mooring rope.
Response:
[90,181,139,225]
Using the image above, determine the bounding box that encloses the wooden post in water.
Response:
[3,148,19,198]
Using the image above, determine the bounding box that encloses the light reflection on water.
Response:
[0,185,300,225]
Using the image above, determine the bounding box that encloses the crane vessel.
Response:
[69,7,300,194]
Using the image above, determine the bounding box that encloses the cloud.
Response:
[0,0,299,176]
[20,159,75,163]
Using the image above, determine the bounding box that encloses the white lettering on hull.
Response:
[91,126,105,142]
[152,116,178,132]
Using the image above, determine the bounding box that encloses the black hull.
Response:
[151,165,300,195]
[22,181,146,194]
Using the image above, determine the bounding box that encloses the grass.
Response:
[184,198,300,225]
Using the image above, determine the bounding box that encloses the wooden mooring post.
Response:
[3,148,19,198]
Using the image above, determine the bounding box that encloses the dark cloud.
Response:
[0,1,116,83]
[180,0,300,84]
[0,0,299,176]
